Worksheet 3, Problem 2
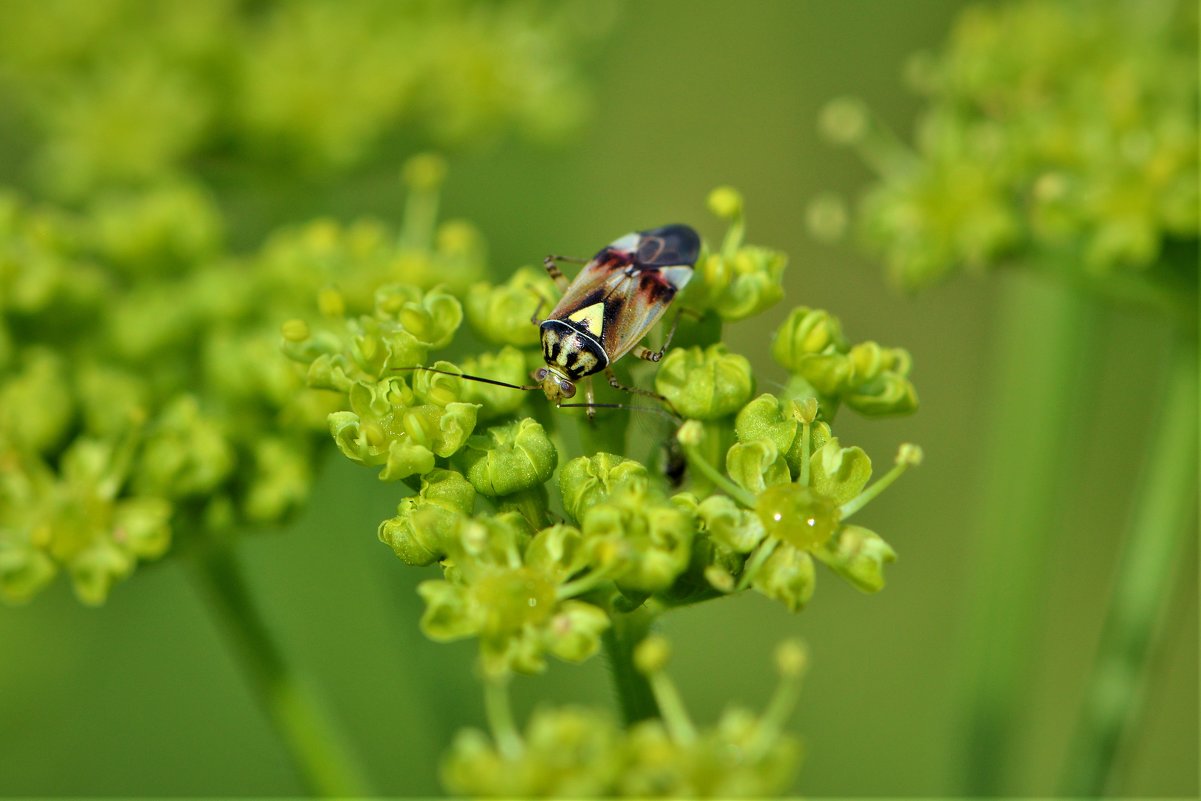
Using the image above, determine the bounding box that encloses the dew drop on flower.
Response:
[754,483,840,550]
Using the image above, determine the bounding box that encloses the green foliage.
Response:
[0,0,611,197]
[0,165,493,603]
[816,0,1198,322]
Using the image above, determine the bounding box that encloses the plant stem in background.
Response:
[189,541,372,797]
[1059,336,1198,796]
[602,608,661,725]
[958,272,1099,795]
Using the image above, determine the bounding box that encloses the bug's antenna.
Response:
[389,365,540,392]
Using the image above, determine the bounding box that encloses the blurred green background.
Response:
[0,0,1195,796]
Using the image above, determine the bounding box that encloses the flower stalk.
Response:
[188,540,372,797]
[1059,335,1198,795]
[957,271,1099,795]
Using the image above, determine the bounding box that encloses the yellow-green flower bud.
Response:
[546,600,611,663]
[707,186,744,220]
[771,307,851,395]
[349,316,428,378]
[455,418,557,497]
[0,348,74,454]
[243,437,311,523]
[330,379,478,481]
[726,439,791,495]
[417,579,477,641]
[814,524,896,593]
[134,396,234,498]
[374,284,462,349]
[379,468,476,565]
[775,639,809,678]
[402,152,447,191]
[524,523,587,580]
[700,246,786,321]
[655,344,754,420]
[465,267,558,347]
[819,96,870,145]
[633,634,672,674]
[751,544,816,612]
[809,437,872,505]
[698,494,765,554]
[456,347,531,420]
[844,344,919,416]
[111,497,172,560]
[558,453,648,524]
[734,394,802,472]
[580,481,694,593]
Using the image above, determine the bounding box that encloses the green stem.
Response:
[680,430,756,509]
[483,679,523,761]
[189,542,372,797]
[601,608,661,725]
[1059,336,1198,795]
[957,272,1099,795]
[838,459,910,519]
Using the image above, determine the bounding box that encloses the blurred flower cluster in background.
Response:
[0,0,1195,797]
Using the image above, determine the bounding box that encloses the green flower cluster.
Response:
[0,163,483,604]
[0,0,610,197]
[817,0,1198,313]
[286,182,920,674]
[442,636,807,798]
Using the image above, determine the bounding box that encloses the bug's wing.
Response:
[547,225,698,364]
[595,264,691,360]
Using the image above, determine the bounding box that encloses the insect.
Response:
[409,224,699,415]
[533,223,699,409]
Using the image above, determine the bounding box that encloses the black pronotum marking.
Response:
[539,319,609,379]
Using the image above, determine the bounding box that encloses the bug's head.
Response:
[533,366,576,404]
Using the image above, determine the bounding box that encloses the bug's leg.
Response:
[542,255,580,293]
[527,286,552,325]
[634,306,698,363]
[605,366,679,416]
[585,376,597,423]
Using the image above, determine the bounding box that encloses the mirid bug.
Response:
[408,224,700,416]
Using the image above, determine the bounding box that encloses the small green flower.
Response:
[751,542,817,613]
[329,378,478,481]
[455,347,533,420]
[734,393,831,477]
[844,342,918,417]
[726,438,791,495]
[579,477,695,594]
[558,453,649,524]
[378,468,476,566]
[813,524,897,593]
[442,636,806,797]
[418,515,610,677]
[696,187,787,321]
[134,395,235,499]
[465,267,558,347]
[0,347,74,455]
[772,307,918,417]
[697,494,764,554]
[455,418,558,498]
[655,344,754,420]
[771,307,851,396]
[808,437,872,505]
[373,283,463,350]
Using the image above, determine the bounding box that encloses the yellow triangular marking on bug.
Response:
[568,302,605,337]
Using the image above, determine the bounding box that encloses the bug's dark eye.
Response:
[558,379,576,398]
